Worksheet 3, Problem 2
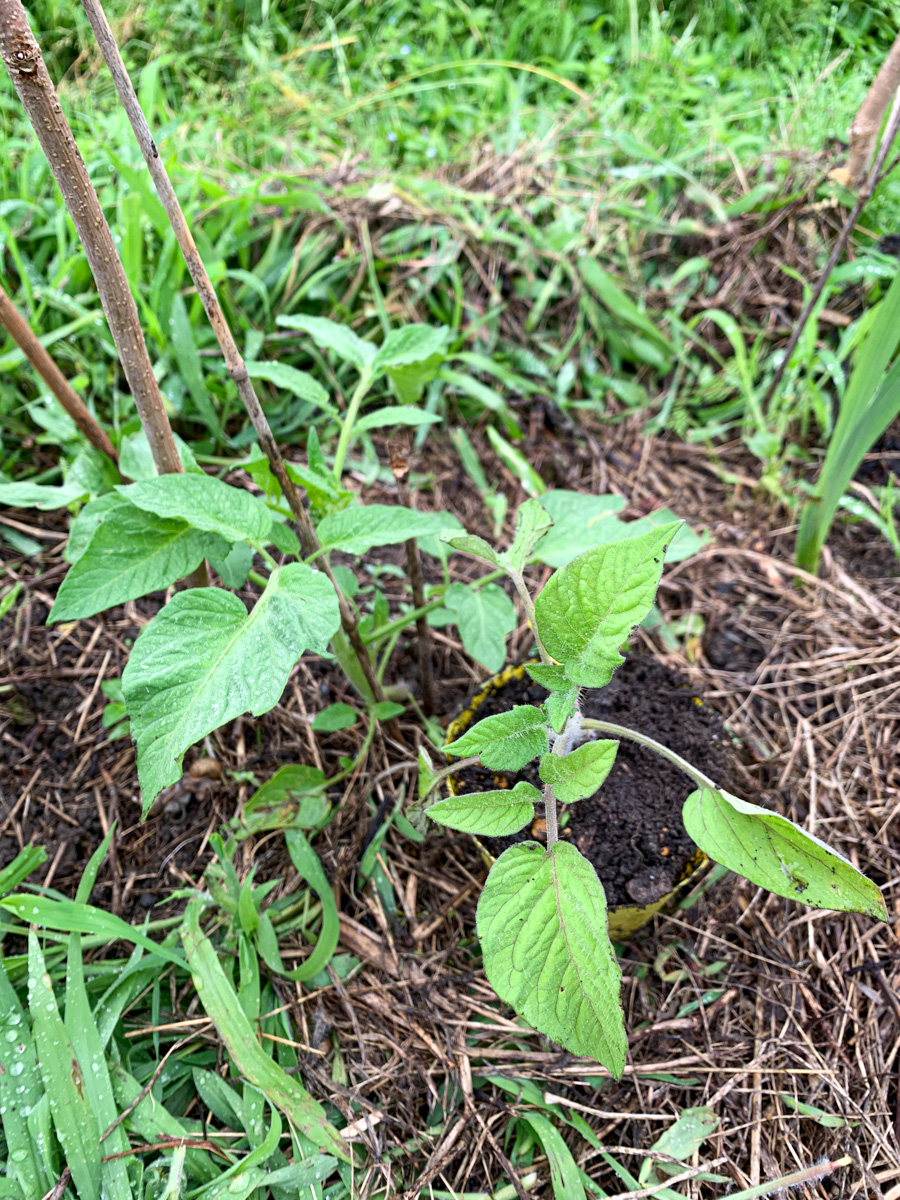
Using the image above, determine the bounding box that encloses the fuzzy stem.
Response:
[579,718,720,792]
[542,784,559,847]
[0,282,119,466]
[76,0,388,703]
[511,571,552,663]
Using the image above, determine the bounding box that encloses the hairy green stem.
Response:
[580,719,719,792]
[511,571,551,663]
[332,369,373,482]
[542,784,559,847]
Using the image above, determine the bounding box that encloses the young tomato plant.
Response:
[421,501,887,1075]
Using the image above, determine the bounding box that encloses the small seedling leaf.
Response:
[312,703,358,732]
[542,688,578,734]
[534,523,679,688]
[354,406,442,432]
[123,565,340,811]
[526,662,571,691]
[441,533,503,569]
[275,314,376,370]
[428,781,541,836]
[478,841,626,1073]
[444,582,517,672]
[444,706,549,771]
[683,787,888,920]
[371,324,451,372]
[506,498,553,572]
[119,473,272,544]
[51,504,226,622]
[539,740,618,803]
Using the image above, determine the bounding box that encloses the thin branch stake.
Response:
[762,90,900,411]
[78,0,387,705]
[0,281,118,465]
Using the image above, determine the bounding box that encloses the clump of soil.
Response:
[450,653,734,909]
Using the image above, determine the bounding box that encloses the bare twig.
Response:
[0,0,180,479]
[0,281,118,464]
[78,0,387,703]
[848,30,900,187]
[762,89,900,410]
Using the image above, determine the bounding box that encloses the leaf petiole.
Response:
[580,718,719,792]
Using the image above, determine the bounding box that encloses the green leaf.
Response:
[123,564,340,811]
[210,540,255,588]
[444,706,549,771]
[477,841,626,1073]
[428,781,541,836]
[317,504,455,555]
[276,313,375,370]
[387,356,445,404]
[182,902,350,1160]
[578,258,674,359]
[118,430,202,480]
[625,509,709,563]
[0,844,47,897]
[683,788,888,920]
[506,498,553,572]
[243,765,329,833]
[170,291,217,431]
[372,700,405,719]
[519,1112,586,1200]
[266,519,302,558]
[542,688,578,735]
[285,461,353,521]
[119,473,272,544]
[533,490,627,568]
[444,582,517,673]
[246,360,336,416]
[354,406,442,432]
[540,741,618,804]
[1,896,186,966]
[28,931,100,1200]
[371,325,450,373]
[0,962,48,1199]
[50,504,226,622]
[526,662,571,691]
[64,492,123,564]
[534,523,679,688]
[640,1107,719,1186]
[441,532,503,568]
[0,480,87,510]
[312,703,358,732]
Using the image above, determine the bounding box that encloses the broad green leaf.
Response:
[0,480,87,510]
[276,313,375,370]
[444,582,517,673]
[354,406,442,432]
[182,901,350,1159]
[123,564,340,811]
[64,491,124,564]
[119,473,272,544]
[266,519,302,557]
[210,540,255,588]
[28,931,100,1200]
[540,741,618,804]
[533,490,627,568]
[441,532,503,569]
[50,505,226,622]
[534,523,679,688]
[285,461,353,520]
[526,662,571,691]
[317,504,455,555]
[625,509,709,563]
[640,1107,719,1186]
[371,325,450,372]
[428,781,541,836]
[246,360,336,416]
[683,788,887,920]
[444,706,549,771]
[506,498,553,572]
[243,765,329,833]
[118,430,202,480]
[542,688,578,734]
[387,355,445,404]
[477,842,626,1073]
[372,700,405,719]
[312,703,358,732]
[519,1112,586,1200]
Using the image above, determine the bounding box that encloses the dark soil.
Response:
[451,652,734,909]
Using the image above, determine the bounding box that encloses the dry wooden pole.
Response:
[78,0,389,706]
[762,90,900,412]
[0,0,181,479]
[848,29,900,188]
[0,281,118,465]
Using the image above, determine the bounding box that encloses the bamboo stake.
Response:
[847,29,900,188]
[78,0,388,706]
[0,281,118,465]
[0,0,180,479]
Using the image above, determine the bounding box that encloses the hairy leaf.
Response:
[506,498,553,572]
[526,662,571,691]
[442,532,503,568]
[372,324,450,372]
[683,787,887,920]
[429,781,541,836]
[444,706,549,771]
[444,582,517,672]
[542,688,578,734]
[51,505,226,622]
[533,490,626,568]
[123,565,340,811]
[478,842,626,1073]
[540,740,618,803]
[534,523,679,688]
[120,473,272,544]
